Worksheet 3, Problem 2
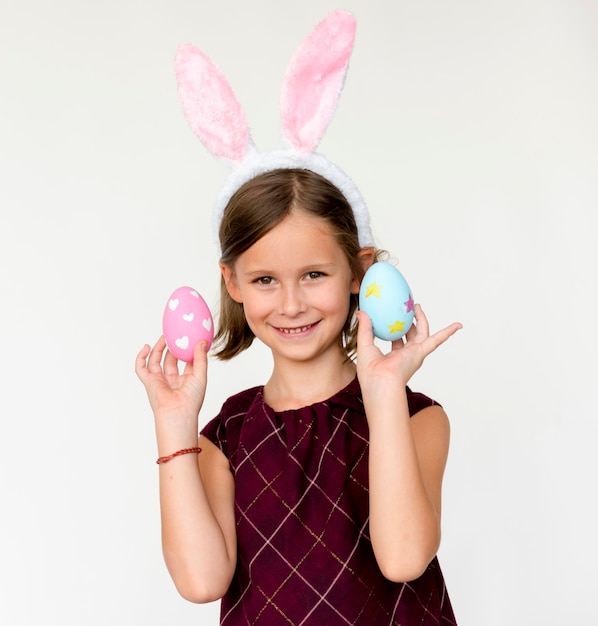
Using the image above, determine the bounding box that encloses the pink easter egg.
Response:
[162,286,214,362]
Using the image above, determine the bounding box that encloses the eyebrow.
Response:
[242,261,338,278]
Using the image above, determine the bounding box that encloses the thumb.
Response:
[190,340,209,380]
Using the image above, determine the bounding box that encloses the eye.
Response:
[306,271,325,280]
[255,276,274,285]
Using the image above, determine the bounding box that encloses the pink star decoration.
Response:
[404,293,414,313]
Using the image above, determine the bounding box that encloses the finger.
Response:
[404,321,418,344]
[163,348,180,376]
[180,340,207,374]
[134,344,151,380]
[356,311,375,351]
[147,336,167,373]
[424,322,463,354]
[189,340,209,382]
[390,336,406,351]
[411,304,429,339]
[435,322,463,343]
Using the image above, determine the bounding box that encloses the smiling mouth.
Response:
[277,323,315,335]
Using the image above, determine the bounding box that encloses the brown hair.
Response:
[213,168,377,360]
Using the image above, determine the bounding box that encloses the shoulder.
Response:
[219,385,264,419]
[405,386,440,417]
[200,385,263,456]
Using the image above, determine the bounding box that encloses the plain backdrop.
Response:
[1,1,597,624]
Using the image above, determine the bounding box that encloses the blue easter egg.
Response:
[359,262,415,341]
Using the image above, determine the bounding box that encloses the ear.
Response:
[175,44,250,164]
[220,262,243,303]
[358,247,376,271]
[350,247,376,294]
[280,10,356,154]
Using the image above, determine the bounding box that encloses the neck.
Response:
[264,351,356,411]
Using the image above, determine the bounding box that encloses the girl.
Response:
[135,168,462,625]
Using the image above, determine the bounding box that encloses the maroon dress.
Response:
[201,377,457,625]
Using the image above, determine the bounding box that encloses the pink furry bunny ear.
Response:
[175,44,250,163]
[280,10,356,154]
[174,10,375,249]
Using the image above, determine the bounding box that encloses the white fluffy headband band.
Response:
[174,10,374,249]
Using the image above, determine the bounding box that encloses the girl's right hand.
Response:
[135,336,208,424]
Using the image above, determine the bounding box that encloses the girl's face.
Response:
[221,209,360,366]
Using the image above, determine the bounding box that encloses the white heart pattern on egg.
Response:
[175,336,189,349]
[190,290,199,298]
[202,318,212,331]
[168,298,179,311]
[183,313,194,322]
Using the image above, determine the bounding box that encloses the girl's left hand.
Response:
[356,305,462,390]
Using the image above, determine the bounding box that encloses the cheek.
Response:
[318,283,352,317]
[239,301,260,336]
[239,293,269,322]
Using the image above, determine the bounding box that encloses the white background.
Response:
[1,1,597,624]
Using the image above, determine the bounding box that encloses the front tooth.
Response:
[281,325,310,334]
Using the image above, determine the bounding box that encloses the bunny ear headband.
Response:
[175,9,374,249]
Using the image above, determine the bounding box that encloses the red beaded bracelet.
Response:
[156,447,202,464]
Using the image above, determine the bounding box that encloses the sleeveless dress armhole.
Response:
[406,385,441,416]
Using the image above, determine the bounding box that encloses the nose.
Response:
[278,283,307,317]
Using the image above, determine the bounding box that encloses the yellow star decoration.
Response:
[365,281,382,298]
[388,320,406,334]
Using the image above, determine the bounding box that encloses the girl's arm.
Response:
[135,338,236,602]
[356,307,461,583]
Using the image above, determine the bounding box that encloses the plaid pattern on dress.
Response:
[202,378,457,625]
